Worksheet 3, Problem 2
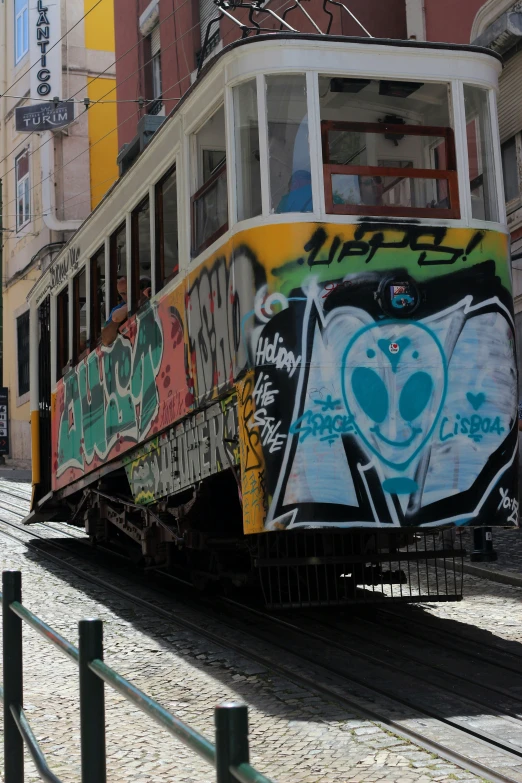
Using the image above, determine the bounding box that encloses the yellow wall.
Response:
[86,78,119,209]
[84,0,118,209]
[84,0,115,51]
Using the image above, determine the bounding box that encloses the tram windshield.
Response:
[319,76,458,218]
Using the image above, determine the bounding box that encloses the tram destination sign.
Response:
[15,101,74,133]
[0,388,10,456]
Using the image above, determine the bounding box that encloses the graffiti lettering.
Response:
[498,487,519,524]
[303,225,485,269]
[439,414,505,443]
[255,333,301,378]
[187,249,260,402]
[57,303,163,475]
[290,410,354,444]
[125,401,238,503]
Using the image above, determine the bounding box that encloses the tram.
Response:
[26,32,518,607]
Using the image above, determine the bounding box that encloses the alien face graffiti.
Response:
[341,320,448,477]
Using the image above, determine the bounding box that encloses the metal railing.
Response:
[0,570,275,783]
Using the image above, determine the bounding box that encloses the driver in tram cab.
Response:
[101,275,151,346]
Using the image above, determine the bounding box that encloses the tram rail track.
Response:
[1,488,522,783]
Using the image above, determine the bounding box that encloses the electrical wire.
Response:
[1,0,304,223]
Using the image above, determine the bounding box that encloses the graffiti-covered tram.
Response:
[27,33,518,607]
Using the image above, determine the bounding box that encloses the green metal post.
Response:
[215,702,249,783]
[79,619,106,783]
[3,571,24,783]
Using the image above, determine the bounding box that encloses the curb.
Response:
[445,559,522,589]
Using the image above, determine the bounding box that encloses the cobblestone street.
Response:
[0,481,521,782]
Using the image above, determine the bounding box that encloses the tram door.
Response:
[37,297,52,497]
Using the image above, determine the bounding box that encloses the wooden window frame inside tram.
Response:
[191,161,229,255]
[155,164,179,290]
[321,120,460,219]
[56,287,69,381]
[109,222,126,314]
[90,246,105,348]
[73,269,88,365]
[131,196,151,313]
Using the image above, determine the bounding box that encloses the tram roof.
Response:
[29,32,502,303]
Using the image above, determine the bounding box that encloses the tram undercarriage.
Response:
[52,468,464,608]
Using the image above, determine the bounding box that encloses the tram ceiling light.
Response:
[330,77,371,93]
[379,80,423,99]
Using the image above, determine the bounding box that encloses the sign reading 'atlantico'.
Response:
[30,0,61,103]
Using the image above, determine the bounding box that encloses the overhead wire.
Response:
[0,0,198,192]
[1,0,306,224]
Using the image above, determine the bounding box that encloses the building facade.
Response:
[112,0,407,155]
[0,0,118,466]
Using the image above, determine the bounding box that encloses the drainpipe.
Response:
[41,131,83,232]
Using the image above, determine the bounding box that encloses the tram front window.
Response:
[266,74,313,214]
[464,85,499,222]
[234,79,261,221]
[319,76,458,218]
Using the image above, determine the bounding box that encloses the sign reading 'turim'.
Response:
[30,0,61,102]
[15,101,74,132]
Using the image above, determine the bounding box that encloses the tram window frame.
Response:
[131,195,152,312]
[90,245,106,346]
[155,165,179,289]
[191,105,228,256]
[56,286,70,381]
[109,221,127,315]
[73,267,88,364]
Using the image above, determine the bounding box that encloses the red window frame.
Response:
[321,120,460,220]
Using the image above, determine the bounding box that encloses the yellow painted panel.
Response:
[87,78,119,209]
[84,0,115,52]
[31,410,40,485]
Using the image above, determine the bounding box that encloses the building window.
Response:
[73,268,88,362]
[15,149,30,232]
[155,166,179,288]
[56,287,69,381]
[147,25,162,115]
[192,105,228,255]
[90,245,106,344]
[131,197,152,311]
[15,0,29,63]
[16,311,30,398]
[501,136,520,204]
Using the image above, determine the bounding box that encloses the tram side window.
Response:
[266,74,312,214]
[56,286,69,380]
[131,196,152,311]
[464,85,499,222]
[73,268,88,363]
[318,76,458,218]
[234,79,261,221]
[192,105,228,255]
[90,245,106,344]
[156,166,179,289]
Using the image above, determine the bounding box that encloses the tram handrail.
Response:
[0,570,276,783]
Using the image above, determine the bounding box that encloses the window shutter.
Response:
[151,25,160,56]
[498,50,522,142]
[199,0,218,47]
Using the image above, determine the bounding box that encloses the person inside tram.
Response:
[101,275,151,346]
[276,170,313,213]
